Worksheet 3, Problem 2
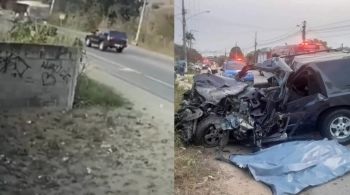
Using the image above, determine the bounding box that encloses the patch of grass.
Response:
[186,76,194,84]
[175,81,187,112]
[186,69,197,75]
[74,75,125,108]
[175,146,220,195]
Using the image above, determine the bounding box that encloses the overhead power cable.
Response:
[309,19,350,29]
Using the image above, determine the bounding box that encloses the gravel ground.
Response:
[0,107,174,195]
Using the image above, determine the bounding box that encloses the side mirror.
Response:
[220,68,224,71]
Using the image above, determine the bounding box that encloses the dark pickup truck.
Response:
[85,30,128,53]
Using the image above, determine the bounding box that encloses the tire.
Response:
[85,38,91,47]
[194,115,229,148]
[320,109,350,145]
[116,48,124,53]
[99,41,106,51]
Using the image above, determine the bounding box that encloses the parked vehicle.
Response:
[85,30,128,53]
[175,50,350,151]
[221,60,254,84]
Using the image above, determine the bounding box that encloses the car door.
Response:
[285,68,328,129]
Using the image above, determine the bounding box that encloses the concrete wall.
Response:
[0,43,80,110]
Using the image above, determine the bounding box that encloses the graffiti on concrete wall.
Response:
[41,61,71,86]
[0,52,31,78]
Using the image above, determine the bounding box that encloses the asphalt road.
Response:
[84,45,174,103]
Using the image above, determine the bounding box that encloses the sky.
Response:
[174,0,350,56]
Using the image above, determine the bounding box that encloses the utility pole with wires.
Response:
[49,0,56,15]
[134,0,148,46]
[181,0,188,73]
[302,21,306,42]
[254,31,257,63]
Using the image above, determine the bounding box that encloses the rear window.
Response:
[109,31,127,39]
[226,61,245,70]
[316,58,350,89]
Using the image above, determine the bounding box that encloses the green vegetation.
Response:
[174,81,187,112]
[0,20,80,46]
[74,74,125,108]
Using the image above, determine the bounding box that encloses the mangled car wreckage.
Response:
[175,51,350,151]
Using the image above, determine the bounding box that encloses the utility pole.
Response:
[341,43,344,50]
[254,31,257,63]
[181,0,188,72]
[302,21,306,42]
[49,0,56,15]
[225,48,226,57]
[134,0,148,46]
[189,39,192,63]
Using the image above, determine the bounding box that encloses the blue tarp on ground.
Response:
[229,139,350,195]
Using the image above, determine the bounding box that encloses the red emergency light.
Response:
[237,58,242,61]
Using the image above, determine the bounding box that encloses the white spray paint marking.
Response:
[120,67,141,74]
[87,51,174,89]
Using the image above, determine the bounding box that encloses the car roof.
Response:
[291,51,350,71]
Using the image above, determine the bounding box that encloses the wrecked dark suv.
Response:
[175,51,350,150]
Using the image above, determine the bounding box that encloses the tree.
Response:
[174,44,202,63]
[245,52,254,64]
[229,46,244,60]
[185,31,195,45]
[307,39,332,49]
[48,0,144,22]
[217,55,227,66]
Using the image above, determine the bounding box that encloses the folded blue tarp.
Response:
[229,139,350,195]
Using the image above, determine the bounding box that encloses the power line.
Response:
[308,27,350,34]
[259,26,299,42]
[195,16,296,31]
[309,32,350,39]
[310,24,350,32]
[309,19,350,29]
[243,32,301,50]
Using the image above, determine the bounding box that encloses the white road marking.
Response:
[120,67,141,73]
[86,51,174,89]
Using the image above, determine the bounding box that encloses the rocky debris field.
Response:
[0,107,174,195]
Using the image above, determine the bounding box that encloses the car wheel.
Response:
[99,42,106,51]
[194,115,229,148]
[320,109,350,145]
[116,48,124,53]
[85,38,91,47]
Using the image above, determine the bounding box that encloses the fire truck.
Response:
[272,41,326,57]
[256,41,326,75]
